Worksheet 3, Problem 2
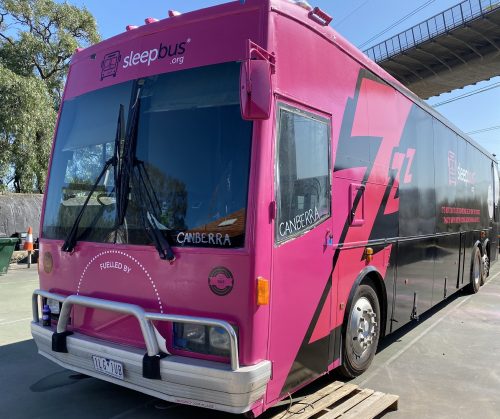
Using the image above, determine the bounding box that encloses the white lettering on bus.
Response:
[177,232,232,246]
[99,261,131,274]
[279,207,321,237]
[457,163,476,185]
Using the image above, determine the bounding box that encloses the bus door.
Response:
[267,102,334,401]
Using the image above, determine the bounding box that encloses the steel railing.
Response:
[364,0,500,62]
[32,289,240,371]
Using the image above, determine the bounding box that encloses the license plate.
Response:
[92,355,124,380]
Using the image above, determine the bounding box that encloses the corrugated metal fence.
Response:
[0,194,43,238]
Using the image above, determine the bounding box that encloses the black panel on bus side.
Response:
[391,108,494,331]
[391,105,436,331]
[432,121,462,303]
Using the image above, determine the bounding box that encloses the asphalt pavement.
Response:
[1,262,500,418]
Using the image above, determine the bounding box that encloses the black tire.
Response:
[338,280,381,378]
[469,246,482,294]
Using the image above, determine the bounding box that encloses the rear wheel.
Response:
[339,281,380,378]
[469,246,482,294]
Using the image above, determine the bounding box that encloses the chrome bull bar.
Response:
[32,289,240,377]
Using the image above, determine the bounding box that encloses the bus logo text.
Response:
[123,39,189,69]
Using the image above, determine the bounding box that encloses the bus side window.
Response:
[275,104,331,243]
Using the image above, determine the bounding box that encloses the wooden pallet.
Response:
[270,381,398,419]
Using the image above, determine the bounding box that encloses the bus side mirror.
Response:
[240,59,272,120]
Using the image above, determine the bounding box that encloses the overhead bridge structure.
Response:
[364,0,500,99]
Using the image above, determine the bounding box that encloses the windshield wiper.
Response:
[61,157,116,253]
[62,88,176,263]
[116,88,141,227]
[114,105,125,224]
[117,92,175,262]
[133,158,175,262]
[61,105,123,253]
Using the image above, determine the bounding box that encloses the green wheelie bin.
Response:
[0,238,17,275]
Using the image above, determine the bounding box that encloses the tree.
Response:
[0,64,55,192]
[0,0,100,192]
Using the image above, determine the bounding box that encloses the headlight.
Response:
[183,323,206,343]
[173,323,236,358]
[173,323,205,352]
[209,326,230,351]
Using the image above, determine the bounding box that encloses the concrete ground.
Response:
[352,264,500,419]
[1,262,500,418]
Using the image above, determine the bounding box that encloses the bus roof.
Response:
[70,0,495,161]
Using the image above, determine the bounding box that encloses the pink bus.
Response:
[32,0,498,417]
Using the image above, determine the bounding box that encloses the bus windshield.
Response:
[42,62,253,249]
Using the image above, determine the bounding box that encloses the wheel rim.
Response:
[349,297,377,358]
[473,252,481,288]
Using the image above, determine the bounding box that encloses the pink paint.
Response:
[36,0,423,416]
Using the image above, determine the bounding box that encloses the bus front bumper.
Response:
[30,290,271,414]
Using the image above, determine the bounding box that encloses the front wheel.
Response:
[338,281,381,378]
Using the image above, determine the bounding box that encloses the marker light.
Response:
[289,0,313,11]
[257,277,270,305]
[144,17,158,24]
[126,25,138,31]
[365,247,374,263]
[168,10,182,17]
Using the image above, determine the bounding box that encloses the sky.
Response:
[63,0,500,157]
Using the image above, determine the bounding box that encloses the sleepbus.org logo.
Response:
[123,39,189,68]
[448,151,476,186]
[100,39,189,81]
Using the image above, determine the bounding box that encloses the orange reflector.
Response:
[257,277,269,306]
[365,247,373,263]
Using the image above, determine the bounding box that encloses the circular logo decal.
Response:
[208,267,234,296]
